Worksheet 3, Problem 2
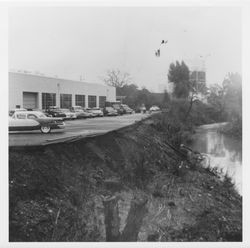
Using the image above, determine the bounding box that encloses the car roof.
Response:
[14,111,45,115]
[9,108,27,111]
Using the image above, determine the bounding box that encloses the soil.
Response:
[9,113,242,242]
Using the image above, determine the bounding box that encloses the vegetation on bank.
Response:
[219,118,242,139]
[9,111,242,242]
[9,63,242,242]
[103,64,242,139]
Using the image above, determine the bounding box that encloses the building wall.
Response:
[190,70,206,84]
[9,72,116,109]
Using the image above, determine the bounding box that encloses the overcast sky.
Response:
[9,7,241,92]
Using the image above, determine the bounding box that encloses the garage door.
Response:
[23,92,38,109]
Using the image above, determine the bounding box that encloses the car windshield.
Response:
[106,107,113,111]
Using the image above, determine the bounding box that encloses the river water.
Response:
[189,123,242,195]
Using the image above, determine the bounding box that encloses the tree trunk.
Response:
[119,196,148,241]
[102,196,121,241]
[185,98,194,121]
[103,194,148,241]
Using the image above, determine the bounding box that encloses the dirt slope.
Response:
[9,115,242,241]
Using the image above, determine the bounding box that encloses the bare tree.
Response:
[103,69,132,88]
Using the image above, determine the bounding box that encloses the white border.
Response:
[1,1,249,247]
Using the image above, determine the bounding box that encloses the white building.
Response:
[186,58,206,84]
[9,72,116,110]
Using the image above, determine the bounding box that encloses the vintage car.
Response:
[86,107,104,117]
[9,108,27,117]
[59,109,77,120]
[121,104,133,114]
[111,103,125,115]
[9,111,65,134]
[70,106,94,119]
[103,107,118,116]
[45,106,67,118]
[149,105,160,113]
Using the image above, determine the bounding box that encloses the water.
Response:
[189,123,242,195]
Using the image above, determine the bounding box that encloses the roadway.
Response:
[9,113,149,147]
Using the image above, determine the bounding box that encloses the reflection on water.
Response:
[190,123,242,195]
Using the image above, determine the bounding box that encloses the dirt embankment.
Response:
[9,114,242,242]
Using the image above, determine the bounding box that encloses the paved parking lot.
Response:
[9,113,149,147]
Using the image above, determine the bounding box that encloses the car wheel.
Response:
[40,125,51,134]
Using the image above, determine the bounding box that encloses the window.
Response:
[99,96,106,108]
[27,114,37,119]
[88,95,96,108]
[16,114,26,119]
[42,93,56,110]
[60,94,72,108]
[75,94,85,107]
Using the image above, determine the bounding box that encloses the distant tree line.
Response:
[167,60,242,136]
[103,65,242,137]
[103,69,170,110]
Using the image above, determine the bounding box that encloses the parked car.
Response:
[121,104,133,114]
[9,111,65,134]
[45,106,67,118]
[103,107,118,116]
[149,105,160,113]
[86,107,104,117]
[24,108,53,117]
[70,106,93,119]
[9,108,27,117]
[60,109,77,120]
[112,103,125,115]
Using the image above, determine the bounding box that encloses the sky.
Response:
[9,7,241,92]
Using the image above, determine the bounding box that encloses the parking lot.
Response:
[9,113,149,147]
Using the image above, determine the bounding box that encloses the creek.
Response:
[189,123,242,195]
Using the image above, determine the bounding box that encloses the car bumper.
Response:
[50,122,65,129]
[106,112,118,116]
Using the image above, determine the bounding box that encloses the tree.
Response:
[207,72,242,123]
[168,61,190,99]
[116,83,138,97]
[168,60,208,120]
[184,79,208,120]
[162,90,170,108]
[207,84,226,121]
[103,69,132,88]
[222,72,242,121]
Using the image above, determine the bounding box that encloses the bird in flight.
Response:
[155,49,161,57]
[160,40,168,45]
[155,40,168,57]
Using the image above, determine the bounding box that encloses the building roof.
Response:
[9,71,112,89]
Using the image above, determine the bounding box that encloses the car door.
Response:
[9,113,40,131]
